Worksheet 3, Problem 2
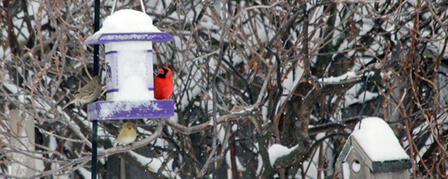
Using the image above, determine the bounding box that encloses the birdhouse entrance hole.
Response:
[351,160,361,173]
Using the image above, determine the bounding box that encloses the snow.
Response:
[225,151,246,172]
[344,91,379,106]
[77,167,92,178]
[3,76,19,93]
[359,19,374,36]
[352,117,410,161]
[301,138,326,179]
[302,160,319,178]
[231,124,238,132]
[99,101,162,118]
[130,150,163,171]
[261,104,269,122]
[256,155,263,175]
[268,144,298,167]
[49,136,57,157]
[217,124,226,143]
[97,9,160,34]
[35,154,45,171]
[199,13,220,31]
[281,65,304,93]
[320,71,357,83]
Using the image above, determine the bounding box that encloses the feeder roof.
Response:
[100,9,160,33]
[352,117,410,161]
[85,9,173,44]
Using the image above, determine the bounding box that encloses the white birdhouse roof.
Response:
[351,117,410,161]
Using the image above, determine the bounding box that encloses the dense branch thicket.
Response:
[1,0,447,178]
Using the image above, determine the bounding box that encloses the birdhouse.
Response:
[85,9,174,120]
[335,117,411,179]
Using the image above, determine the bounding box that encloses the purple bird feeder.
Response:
[85,9,174,120]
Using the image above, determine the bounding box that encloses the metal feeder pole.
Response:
[92,0,100,178]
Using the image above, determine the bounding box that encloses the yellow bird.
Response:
[116,122,137,145]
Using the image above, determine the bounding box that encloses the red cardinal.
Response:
[154,66,173,99]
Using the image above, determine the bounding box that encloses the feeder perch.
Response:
[335,117,411,179]
[85,9,174,120]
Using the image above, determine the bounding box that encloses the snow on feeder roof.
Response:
[100,9,160,33]
[352,117,410,161]
[85,9,174,120]
[85,9,172,44]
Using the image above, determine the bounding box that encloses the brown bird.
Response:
[63,76,103,109]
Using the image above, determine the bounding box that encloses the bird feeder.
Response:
[335,117,411,179]
[85,9,174,120]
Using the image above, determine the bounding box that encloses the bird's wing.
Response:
[79,77,100,94]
